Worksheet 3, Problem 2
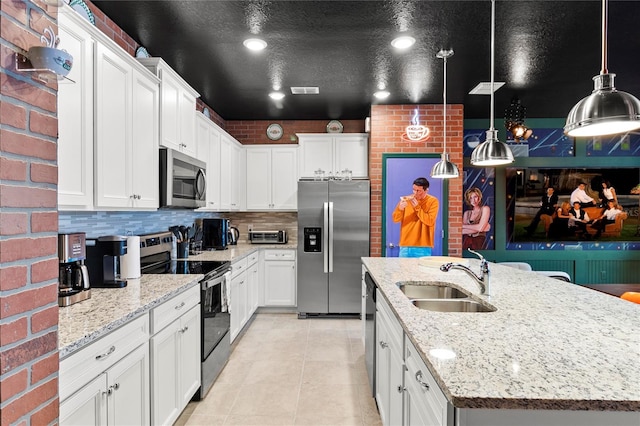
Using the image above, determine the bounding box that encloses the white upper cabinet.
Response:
[94,44,159,209]
[58,5,159,211]
[245,146,298,210]
[297,133,368,179]
[138,58,200,158]
[57,10,94,210]
[196,114,223,211]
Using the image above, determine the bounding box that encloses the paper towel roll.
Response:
[121,236,141,279]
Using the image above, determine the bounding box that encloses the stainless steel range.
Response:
[139,231,231,400]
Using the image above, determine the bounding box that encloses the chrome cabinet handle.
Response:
[415,370,430,390]
[379,340,388,349]
[397,385,406,393]
[179,325,189,333]
[175,301,186,310]
[96,345,116,360]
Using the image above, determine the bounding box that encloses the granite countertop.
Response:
[187,242,297,262]
[362,257,640,411]
[58,274,201,359]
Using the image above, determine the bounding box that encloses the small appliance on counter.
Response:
[201,218,229,250]
[228,226,239,245]
[85,236,128,288]
[58,233,91,307]
[248,230,288,244]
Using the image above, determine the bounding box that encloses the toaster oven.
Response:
[248,230,288,244]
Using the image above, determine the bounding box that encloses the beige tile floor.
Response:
[176,313,382,426]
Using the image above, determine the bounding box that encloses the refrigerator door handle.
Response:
[328,201,334,273]
[323,202,329,273]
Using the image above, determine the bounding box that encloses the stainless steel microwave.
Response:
[159,148,206,208]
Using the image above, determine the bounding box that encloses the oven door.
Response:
[201,271,230,360]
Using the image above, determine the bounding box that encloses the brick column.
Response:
[1,1,60,424]
[369,105,464,257]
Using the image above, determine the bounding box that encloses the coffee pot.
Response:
[58,233,91,307]
[85,235,128,288]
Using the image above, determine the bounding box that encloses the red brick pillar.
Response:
[369,105,464,257]
[1,1,60,424]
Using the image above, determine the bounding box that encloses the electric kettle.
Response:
[228,227,239,245]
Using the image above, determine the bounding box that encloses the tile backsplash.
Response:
[59,210,298,242]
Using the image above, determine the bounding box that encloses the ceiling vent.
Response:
[469,82,505,95]
[290,86,319,95]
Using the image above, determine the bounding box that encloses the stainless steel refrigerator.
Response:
[297,180,370,317]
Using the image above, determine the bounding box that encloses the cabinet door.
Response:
[247,261,259,317]
[375,308,392,425]
[158,68,181,151]
[264,260,296,306]
[334,134,369,178]
[94,43,132,208]
[131,69,159,208]
[151,321,180,426]
[271,147,298,209]
[178,90,196,157]
[298,135,333,178]
[230,270,248,343]
[219,135,232,210]
[178,305,201,408]
[246,148,272,209]
[388,344,404,426]
[230,141,244,210]
[57,14,94,209]
[60,374,107,426]
[196,114,211,163]
[205,125,222,210]
[108,342,149,426]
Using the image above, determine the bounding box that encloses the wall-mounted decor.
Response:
[463,168,495,250]
[464,128,575,158]
[507,167,640,250]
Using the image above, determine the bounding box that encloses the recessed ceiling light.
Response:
[269,91,285,100]
[243,38,267,51]
[374,90,391,99]
[391,35,415,49]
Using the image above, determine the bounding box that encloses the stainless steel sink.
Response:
[411,299,496,313]
[398,282,468,299]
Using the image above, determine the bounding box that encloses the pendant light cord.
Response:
[443,54,447,152]
[601,0,608,74]
[489,0,496,132]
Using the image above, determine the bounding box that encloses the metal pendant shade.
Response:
[565,0,640,137]
[470,0,514,167]
[431,49,459,179]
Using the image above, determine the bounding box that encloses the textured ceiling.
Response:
[91,1,640,122]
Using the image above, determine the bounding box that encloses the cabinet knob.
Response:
[397,385,406,393]
[379,340,388,349]
[415,370,430,390]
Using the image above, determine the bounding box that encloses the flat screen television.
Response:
[507,167,640,250]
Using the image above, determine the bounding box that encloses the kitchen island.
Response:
[362,257,639,425]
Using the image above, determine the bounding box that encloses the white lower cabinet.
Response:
[404,339,449,426]
[262,250,296,306]
[59,314,150,425]
[375,291,404,426]
[247,251,260,316]
[230,257,248,343]
[150,286,201,426]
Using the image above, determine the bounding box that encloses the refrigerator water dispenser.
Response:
[303,227,322,252]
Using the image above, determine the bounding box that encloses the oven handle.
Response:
[202,270,230,290]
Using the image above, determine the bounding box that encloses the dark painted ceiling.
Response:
[91,1,640,122]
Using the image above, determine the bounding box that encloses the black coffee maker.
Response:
[85,236,128,288]
[58,233,91,307]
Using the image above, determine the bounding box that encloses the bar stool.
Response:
[536,271,571,282]
[621,292,640,304]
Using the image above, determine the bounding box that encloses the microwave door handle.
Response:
[196,168,206,199]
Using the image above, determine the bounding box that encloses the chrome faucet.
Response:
[440,249,490,295]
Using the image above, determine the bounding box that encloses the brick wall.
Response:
[369,105,464,257]
[0,1,60,424]
[226,119,365,145]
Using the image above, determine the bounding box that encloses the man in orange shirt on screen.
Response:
[392,177,439,257]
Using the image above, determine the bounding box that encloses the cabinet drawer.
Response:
[59,312,149,402]
[247,250,259,266]
[405,339,448,424]
[150,285,199,334]
[231,257,248,278]
[263,249,295,261]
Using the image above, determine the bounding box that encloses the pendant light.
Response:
[564,0,640,137]
[470,0,514,167]
[431,49,459,179]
